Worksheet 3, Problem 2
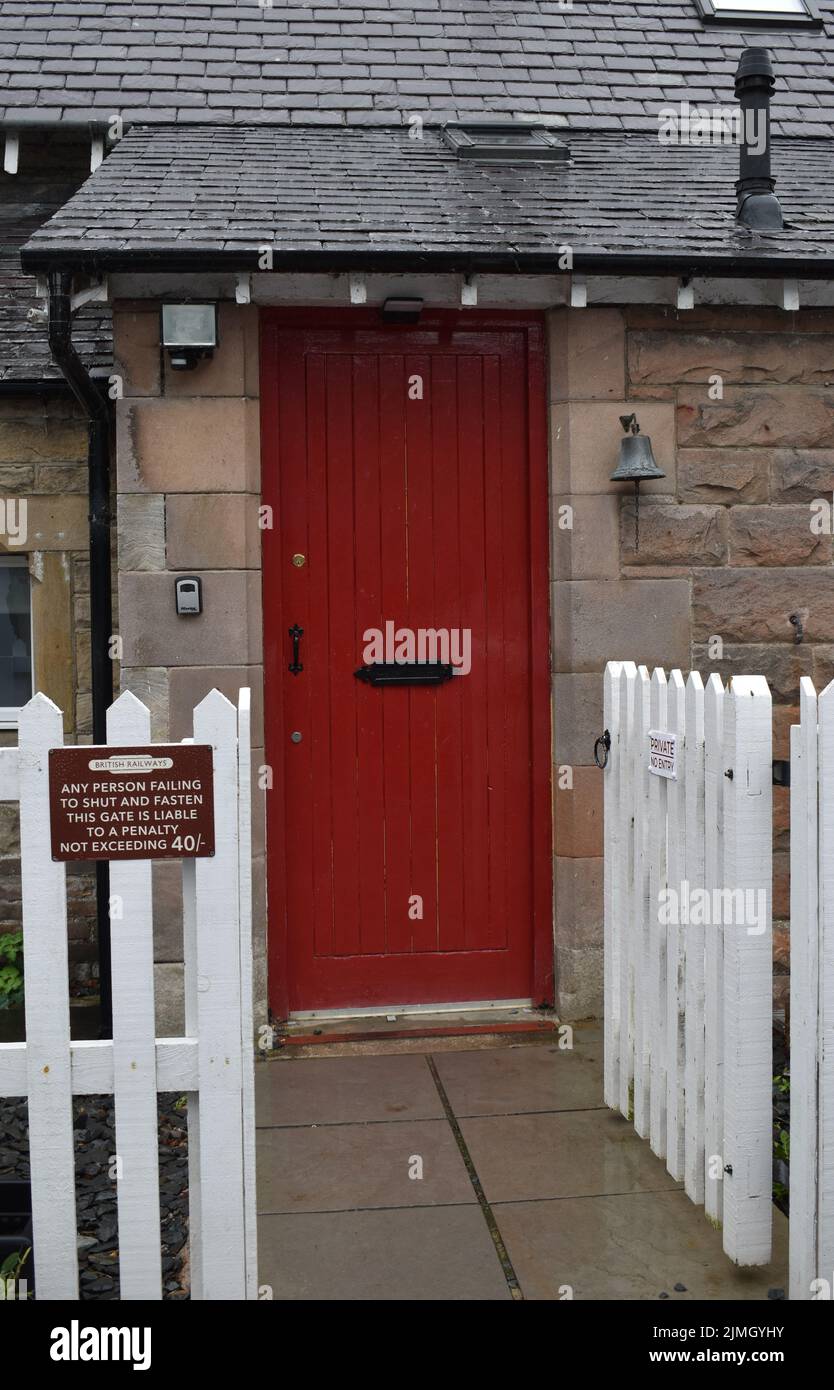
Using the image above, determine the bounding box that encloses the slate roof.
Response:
[1,0,833,138]
[20,122,834,276]
[0,130,111,382]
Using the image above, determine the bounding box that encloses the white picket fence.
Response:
[603,661,773,1267]
[789,677,834,1300]
[0,687,257,1301]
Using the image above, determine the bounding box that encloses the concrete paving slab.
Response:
[259,1207,511,1301]
[257,1118,475,1214]
[255,1052,443,1127]
[433,1036,603,1117]
[460,1108,682,1203]
[493,1190,789,1301]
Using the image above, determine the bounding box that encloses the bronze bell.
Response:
[610,414,666,483]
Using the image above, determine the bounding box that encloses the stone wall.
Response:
[0,391,99,987]
[550,303,834,1019]
[112,301,266,1032]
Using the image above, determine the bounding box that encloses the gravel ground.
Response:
[0,1092,189,1300]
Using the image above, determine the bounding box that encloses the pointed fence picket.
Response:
[603,662,773,1268]
[790,677,834,1299]
[0,687,258,1301]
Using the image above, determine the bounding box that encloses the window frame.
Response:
[442,122,570,163]
[695,0,823,26]
[0,555,34,730]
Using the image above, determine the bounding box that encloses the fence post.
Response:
[106,692,163,1300]
[182,852,203,1301]
[648,667,668,1159]
[790,677,819,1299]
[817,680,834,1290]
[665,669,686,1182]
[632,666,651,1137]
[18,693,78,1299]
[192,690,246,1299]
[617,662,637,1120]
[603,662,622,1109]
[237,688,258,1299]
[703,674,725,1225]
[684,672,706,1205]
[722,676,772,1266]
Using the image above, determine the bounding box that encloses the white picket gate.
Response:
[0,687,257,1301]
[789,678,834,1300]
[603,661,773,1267]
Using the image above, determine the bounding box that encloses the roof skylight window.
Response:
[696,0,822,24]
[443,123,569,163]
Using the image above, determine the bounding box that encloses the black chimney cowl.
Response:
[734,47,784,231]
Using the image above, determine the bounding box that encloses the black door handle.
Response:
[289,624,303,675]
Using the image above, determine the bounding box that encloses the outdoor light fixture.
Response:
[381,297,424,324]
[160,303,219,370]
[610,414,666,551]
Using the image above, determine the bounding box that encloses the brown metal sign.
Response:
[49,744,215,862]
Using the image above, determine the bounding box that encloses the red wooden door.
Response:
[261,311,551,1015]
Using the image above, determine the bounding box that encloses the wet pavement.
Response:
[256,1023,788,1301]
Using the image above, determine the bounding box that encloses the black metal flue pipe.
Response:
[47,271,114,1037]
[734,47,784,230]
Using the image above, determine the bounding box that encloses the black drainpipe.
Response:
[734,47,784,231]
[47,270,113,1038]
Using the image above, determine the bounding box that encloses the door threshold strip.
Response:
[279,1019,557,1048]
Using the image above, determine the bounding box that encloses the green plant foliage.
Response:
[0,930,23,1010]
[1,1247,31,1299]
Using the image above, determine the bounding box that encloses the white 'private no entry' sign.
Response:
[648,729,677,780]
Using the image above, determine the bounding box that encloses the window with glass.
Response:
[0,558,33,726]
[696,0,822,23]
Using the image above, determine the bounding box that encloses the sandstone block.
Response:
[554,856,603,950]
[677,387,834,450]
[113,305,161,396]
[621,500,727,567]
[166,493,262,570]
[677,448,770,504]
[553,672,604,767]
[0,495,88,553]
[0,418,86,464]
[553,767,602,858]
[551,493,620,580]
[117,493,166,571]
[117,397,261,494]
[728,504,831,566]
[630,330,834,387]
[550,307,626,402]
[555,944,602,1021]
[552,578,691,672]
[693,569,834,644]
[770,450,834,501]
